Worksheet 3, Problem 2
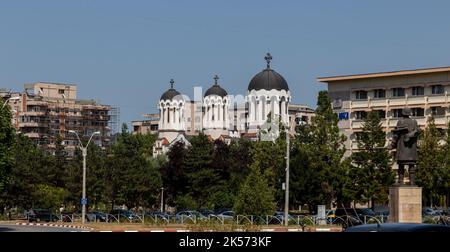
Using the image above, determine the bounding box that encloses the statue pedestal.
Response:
[388,186,422,223]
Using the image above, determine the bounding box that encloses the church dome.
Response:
[248,53,289,92]
[160,79,181,100]
[204,75,228,97]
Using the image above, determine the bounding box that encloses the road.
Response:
[0,223,85,232]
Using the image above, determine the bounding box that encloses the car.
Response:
[199,209,215,217]
[110,209,139,222]
[344,223,450,232]
[27,209,59,222]
[89,211,108,222]
[175,210,206,222]
[145,211,170,221]
[216,210,234,220]
[422,207,438,216]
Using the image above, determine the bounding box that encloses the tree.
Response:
[233,165,276,216]
[440,122,450,207]
[4,134,49,210]
[106,124,161,210]
[351,111,394,207]
[416,116,443,207]
[183,133,216,209]
[0,104,15,211]
[161,140,187,207]
[290,91,348,212]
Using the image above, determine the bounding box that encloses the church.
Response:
[131,53,314,156]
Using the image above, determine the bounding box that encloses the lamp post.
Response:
[1,96,20,110]
[284,121,290,226]
[160,187,164,212]
[68,130,100,224]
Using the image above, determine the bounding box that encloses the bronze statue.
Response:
[390,108,419,185]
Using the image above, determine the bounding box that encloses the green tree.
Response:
[161,140,187,207]
[351,111,394,207]
[440,123,450,207]
[106,124,162,210]
[183,133,215,209]
[290,91,348,212]
[4,134,48,210]
[233,165,276,216]
[0,104,15,211]
[416,116,443,207]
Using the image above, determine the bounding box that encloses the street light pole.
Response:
[284,122,290,226]
[69,130,100,224]
[160,187,164,212]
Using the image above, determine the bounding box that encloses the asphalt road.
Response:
[0,224,84,232]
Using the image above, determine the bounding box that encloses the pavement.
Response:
[0,223,86,232]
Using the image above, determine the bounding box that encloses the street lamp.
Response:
[68,130,100,224]
[1,96,20,110]
[160,187,164,212]
[283,121,290,227]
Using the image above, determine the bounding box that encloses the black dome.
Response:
[248,68,289,91]
[160,79,182,100]
[204,84,227,97]
[160,88,181,100]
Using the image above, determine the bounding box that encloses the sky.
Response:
[2,0,450,130]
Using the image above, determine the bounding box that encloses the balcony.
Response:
[23,132,41,138]
[370,99,387,108]
[406,96,426,106]
[389,97,407,106]
[18,122,48,128]
[351,100,369,109]
[26,100,48,106]
[428,95,447,105]
[21,111,46,116]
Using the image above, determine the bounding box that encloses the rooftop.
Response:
[317,66,450,83]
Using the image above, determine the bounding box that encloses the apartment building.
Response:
[2,82,113,153]
[317,66,450,155]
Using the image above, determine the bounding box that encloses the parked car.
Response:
[27,209,59,222]
[422,207,437,216]
[110,209,139,222]
[344,223,450,232]
[199,209,215,218]
[216,210,234,220]
[89,211,108,222]
[175,210,206,222]
[145,211,170,221]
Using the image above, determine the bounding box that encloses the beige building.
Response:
[132,113,160,135]
[2,82,113,153]
[317,66,450,155]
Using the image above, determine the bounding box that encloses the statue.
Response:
[390,108,419,185]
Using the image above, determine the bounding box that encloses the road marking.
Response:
[124,230,138,232]
[261,228,275,232]
[100,231,113,232]
[316,228,331,232]
[150,230,165,232]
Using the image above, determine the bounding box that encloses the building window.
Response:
[392,88,405,97]
[411,86,424,96]
[431,106,446,116]
[431,85,445,95]
[374,89,386,99]
[354,111,367,120]
[392,109,403,118]
[411,108,424,117]
[354,90,368,100]
[58,89,65,94]
[374,110,386,119]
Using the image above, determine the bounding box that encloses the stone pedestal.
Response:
[388,186,422,223]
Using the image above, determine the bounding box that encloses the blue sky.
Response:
[1,0,450,129]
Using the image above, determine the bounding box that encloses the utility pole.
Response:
[284,123,290,226]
